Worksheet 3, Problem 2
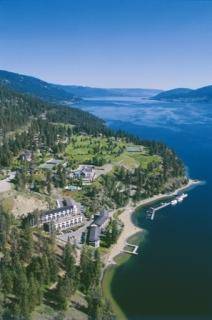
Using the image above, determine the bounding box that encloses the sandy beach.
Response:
[105,179,201,266]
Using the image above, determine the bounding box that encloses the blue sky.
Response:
[0,0,212,89]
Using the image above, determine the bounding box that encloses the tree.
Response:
[41,254,50,284]
[63,242,76,276]
[19,226,34,262]
[87,288,102,319]
[47,254,57,283]
[80,246,102,293]
[110,219,119,244]
[80,246,94,292]
[28,275,43,311]
[14,267,30,318]
[47,181,51,194]
[93,249,101,286]
[1,267,13,294]
[56,278,68,310]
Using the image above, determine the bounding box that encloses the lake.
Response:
[75,96,212,319]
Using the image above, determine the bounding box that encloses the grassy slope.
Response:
[66,135,125,164]
[65,135,161,170]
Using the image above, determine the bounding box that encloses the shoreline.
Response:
[104,178,202,267]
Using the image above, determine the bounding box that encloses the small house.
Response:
[94,210,109,231]
[72,165,96,183]
[80,165,96,182]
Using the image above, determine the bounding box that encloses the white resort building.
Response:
[41,200,84,231]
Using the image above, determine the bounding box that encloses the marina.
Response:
[146,193,188,220]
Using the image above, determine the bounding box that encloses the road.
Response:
[57,218,92,246]
[0,171,16,194]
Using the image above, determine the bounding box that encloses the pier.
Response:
[122,243,139,255]
[147,201,171,220]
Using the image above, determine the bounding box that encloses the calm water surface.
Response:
[76,97,212,319]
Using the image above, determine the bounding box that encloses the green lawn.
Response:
[65,135,126,164]
[66,135,161,171]
[113,151,161,170]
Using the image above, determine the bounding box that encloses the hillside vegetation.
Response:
[0,70,75,103]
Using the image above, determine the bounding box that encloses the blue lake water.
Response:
[75,97,212,319]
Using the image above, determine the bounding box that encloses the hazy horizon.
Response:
[1,68,211,91]
[1,0,212,89]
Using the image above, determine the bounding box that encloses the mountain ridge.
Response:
[59,85,162,98]
[153,85,212,102]
[0,70,76,103]
[0,70,161,101]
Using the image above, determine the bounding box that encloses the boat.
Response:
[171,199,178,205]
[176,193,188,202]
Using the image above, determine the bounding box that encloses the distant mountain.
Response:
[153,85,212,102]
[189,85,212,100]
[59,85,162,98]
[0,70,162,103]
[153,88,193,100]
[0,70,75,103]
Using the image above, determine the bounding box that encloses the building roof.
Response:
[47,159,63,165]
[88,225,100,242]
[54,214,83,225]
[65,198,75,207]
[82,165,94,173]
[23,150,32,155]
[56,198,64,208]
[42,205,77,217]
[39,159,63,170]
[94,211,109,227]
[126,145,144,152]
[39,163,55,170]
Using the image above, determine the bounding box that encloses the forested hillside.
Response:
[0,70,75,103]
[0,85,107,166]
[0,85,105,134]
[0,209,112,319]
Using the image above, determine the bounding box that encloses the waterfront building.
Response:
[88,210,109,247]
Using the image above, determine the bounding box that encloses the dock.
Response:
[147,202,171,220]
[146,193,188,221]
[122,242,139,255]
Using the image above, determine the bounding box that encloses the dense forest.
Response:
[0,85,105,136]
[0,207,113,319]
[0,70,75,103]
[0,85,107,167]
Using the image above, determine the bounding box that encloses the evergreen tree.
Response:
[56,278,68,310]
